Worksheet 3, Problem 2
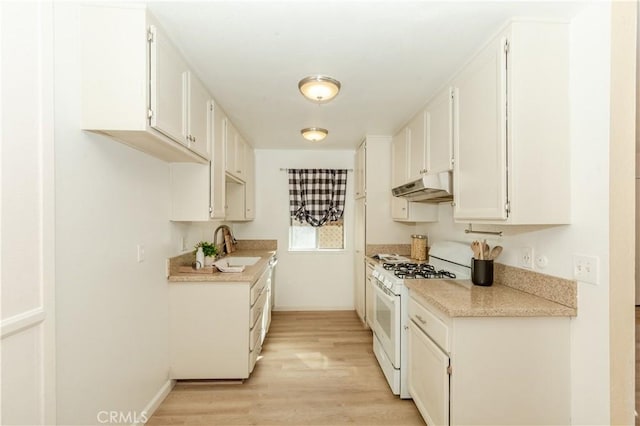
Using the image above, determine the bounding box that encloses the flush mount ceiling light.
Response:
[298,75,341,103]
[301,127,328,142]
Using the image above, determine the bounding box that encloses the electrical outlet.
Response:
[573,254,599,285]
[180,237,187,251]
[520,247,534,269]
[137,244,145,263]
[535,255,548,269]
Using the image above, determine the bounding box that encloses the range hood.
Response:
[392,171,453,202]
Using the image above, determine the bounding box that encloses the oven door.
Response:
[372,277,401,368]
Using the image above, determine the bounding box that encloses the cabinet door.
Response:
[354,199,366,323]
[149,25,187,145]
[184,72,211,160]
[225,120,238,175]
[355,142,366,199]
[407,110,427,182]
[453,37,508,220]
[426,87,454,173]
[234,136,246,178]
[210,101,226,219]
[408,321,450,426]
[391,130,409,220]
[365,263,374,328]
[245,146,255,219]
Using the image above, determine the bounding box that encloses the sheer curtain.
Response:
[288,169,348,227]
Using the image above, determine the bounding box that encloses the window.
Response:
[287,168,348,251]
[289,219,345,251]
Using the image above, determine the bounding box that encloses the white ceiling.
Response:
[148,1,588,150]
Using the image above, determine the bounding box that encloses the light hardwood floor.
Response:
[636,306,640,426]
[148,311,424,425]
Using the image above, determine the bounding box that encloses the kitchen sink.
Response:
[226,256,261,266]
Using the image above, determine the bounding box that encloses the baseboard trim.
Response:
[273,306,355,312]
[134,378,175,425]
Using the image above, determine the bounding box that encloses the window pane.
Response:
[290,220,316,250]
[318,222,344,249]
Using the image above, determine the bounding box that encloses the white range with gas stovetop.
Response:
[370,241,471,398]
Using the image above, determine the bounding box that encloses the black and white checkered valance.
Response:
[288,169,348,227]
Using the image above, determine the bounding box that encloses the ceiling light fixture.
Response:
[301,127,328,142]
[298,75,341,103]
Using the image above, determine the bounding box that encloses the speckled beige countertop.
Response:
[406,279,576,317]
[168,250,276,283]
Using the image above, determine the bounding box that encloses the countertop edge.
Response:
[406,280,577,318]
[168,250,276,283]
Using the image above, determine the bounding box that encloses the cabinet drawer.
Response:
[249,313,263,352]
[250,290,268,327]
[250,270,268,305]
[249,341,261,373]
[409,297,449,352]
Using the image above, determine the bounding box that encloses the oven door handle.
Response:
[374,278,396,302]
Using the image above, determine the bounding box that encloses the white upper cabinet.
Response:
[354,142,366,199]
[453,20,570,225]
[425,87,454,174]
[391,129,438,222]
[407,111,427,182]
[235,136,247,178]
[391,129,409,188]
[149,25,188,146]
[225,121,247,180]
[170,100,225,221]
[391,130,409,219]
[183,71,211,160]
[244,146,256,220]
[405,87,453,183]
[210,102,227,219]
[170,101,254,222]
[80,5,208,163]
[453,35,507,221]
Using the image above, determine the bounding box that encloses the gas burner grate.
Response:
[390,264,457,280]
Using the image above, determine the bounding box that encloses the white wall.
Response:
[415,4,612,423]
[170,221,227,255]
[234,149,355,310]
[54,4,175,424]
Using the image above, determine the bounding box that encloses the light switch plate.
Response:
[573,254,598,285]
[137,244,145,263]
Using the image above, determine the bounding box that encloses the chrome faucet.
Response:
[213,224,234,255]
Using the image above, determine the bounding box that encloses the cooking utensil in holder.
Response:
[471,258,494,286]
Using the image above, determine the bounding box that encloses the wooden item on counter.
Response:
[410,235,427,261]
[178,266,217,274]
[223,227,235,254]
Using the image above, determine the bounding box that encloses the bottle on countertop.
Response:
[195,246,204,270]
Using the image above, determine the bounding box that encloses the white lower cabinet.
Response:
[365,259,375,329]
[169,267,271,379]
[407,294,570,426]
[408,321,449,426]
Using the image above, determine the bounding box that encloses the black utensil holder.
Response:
[471,258,494,286]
